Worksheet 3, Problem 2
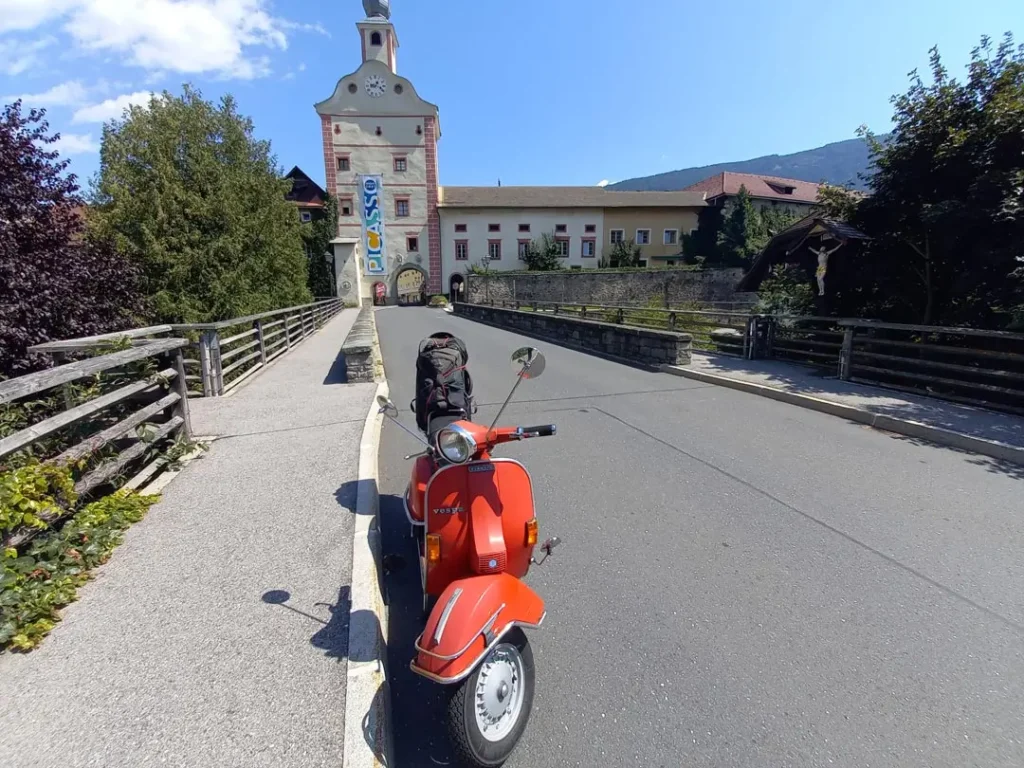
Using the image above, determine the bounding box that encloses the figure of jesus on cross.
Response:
[811,240,843,296]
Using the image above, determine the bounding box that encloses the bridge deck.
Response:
[0,309,375,768]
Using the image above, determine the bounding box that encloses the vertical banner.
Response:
[360,174,387,275]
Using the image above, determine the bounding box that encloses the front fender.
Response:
[411,573,545,684]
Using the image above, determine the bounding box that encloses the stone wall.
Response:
[465,268,750,308]
[341,306,377,382]
[454,303,692,368]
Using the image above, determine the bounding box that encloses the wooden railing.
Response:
[463,299,1024,414]
[838,320,1024,415]
[171,299,343,397]
[0,339,191,547]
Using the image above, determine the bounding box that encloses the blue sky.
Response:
[2,0,1022,189]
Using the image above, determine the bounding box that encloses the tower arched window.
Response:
[370,31,382,46]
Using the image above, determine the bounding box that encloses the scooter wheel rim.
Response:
[473,642,525,743]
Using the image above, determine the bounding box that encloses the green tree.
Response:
[522,232,561,271]
[301,194,338,298]
[607,238,643,268]
[89,85,311,323]
[716,185,759,264]
[681,206,723,265]
[839,35,1024,326]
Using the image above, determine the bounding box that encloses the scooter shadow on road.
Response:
[261,588,390,764]
[378,492,456,767]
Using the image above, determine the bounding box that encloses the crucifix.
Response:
[810,240,844,296]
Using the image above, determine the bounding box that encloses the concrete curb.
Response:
[343,379,392,768]
[660,364,1024,468]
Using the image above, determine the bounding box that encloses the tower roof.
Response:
[362,0,391,19]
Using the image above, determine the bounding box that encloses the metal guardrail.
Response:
[466,300,1024,414]
[1,339,192,547]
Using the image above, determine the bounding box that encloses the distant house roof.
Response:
[738,215,869,291]
[285,166,327,208]
[438,186,707,209]
[683,172,822,205]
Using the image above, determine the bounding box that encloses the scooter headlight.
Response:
[436,425,476,464]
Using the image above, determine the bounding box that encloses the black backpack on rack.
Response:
[414,332,475,433]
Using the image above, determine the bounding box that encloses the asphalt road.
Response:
[376,306,1024,768]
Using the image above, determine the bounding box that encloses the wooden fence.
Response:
[0,338,191,548]
[467,299,1024,414]
[173,299,343,396]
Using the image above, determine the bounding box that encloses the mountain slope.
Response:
[609,136,882,192]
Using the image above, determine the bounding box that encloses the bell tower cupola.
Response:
[358,0,398,74]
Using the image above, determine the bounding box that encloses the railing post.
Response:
[301,310,309,339]
[255,319,267,366]
[581,306,588,319]
[172,347,193,439]
[553,304,559,315]
[198,331,215,397]
[285,314,293,350]
[839,326,854,380]
[212,331,225,395]
[616,308,624,324]
[668,312,677,330]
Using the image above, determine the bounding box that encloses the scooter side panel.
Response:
[424,459,537,595]
[412,573,545,684]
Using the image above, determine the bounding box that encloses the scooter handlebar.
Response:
[521,424,556,438]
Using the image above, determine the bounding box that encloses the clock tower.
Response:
[315,1,442,304]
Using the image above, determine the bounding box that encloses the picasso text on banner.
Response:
[361,175,387,275]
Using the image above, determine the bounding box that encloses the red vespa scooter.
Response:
[377,346,561,767]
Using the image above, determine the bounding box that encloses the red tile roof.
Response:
[683,172,822,205]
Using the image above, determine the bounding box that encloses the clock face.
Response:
[364,74,387,98]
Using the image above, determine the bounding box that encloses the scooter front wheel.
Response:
[447,628,535,767]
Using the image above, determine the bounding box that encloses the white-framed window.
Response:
[455,240,469,260]
[488,240,502,260]
[663,229,678,245]
[581,239,596,257]
[555,237,570,257]
[393,156,407,172]
[300,211,312,223]
[636,229,651,245]
[517,239,531,259]
[395,198,410,217]
[609,229,624,244]
[340,198,353,217]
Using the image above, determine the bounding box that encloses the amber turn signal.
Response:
[426,534,441,565]
[525,518,538,546]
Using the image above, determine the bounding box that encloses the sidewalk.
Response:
[664,353,1024,464]
[0,309,377,768]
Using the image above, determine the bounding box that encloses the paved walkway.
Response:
[0,310,376,768]
[672,353,1024,451]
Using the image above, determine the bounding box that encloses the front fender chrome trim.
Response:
[432,587,463,645]
[415,603,506,661]
[410,612,546,685]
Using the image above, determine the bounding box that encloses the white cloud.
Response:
[596,180,610,187]
[52,131,98,154]
[5,79,89,106]
[0,0,76,34]
[0,0,323,79]
[0,35,56,75]
[73,90,153,123]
